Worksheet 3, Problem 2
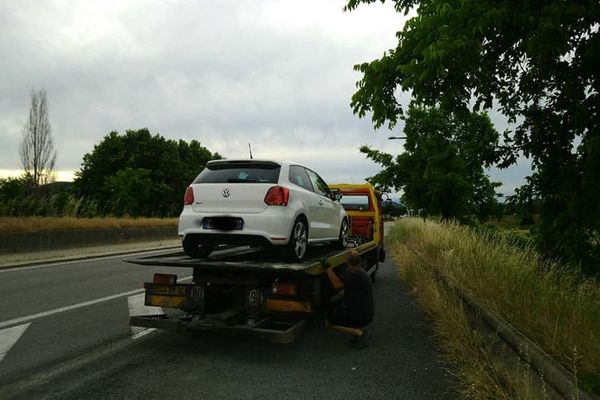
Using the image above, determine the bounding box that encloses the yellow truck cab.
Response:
[329,183,385,282]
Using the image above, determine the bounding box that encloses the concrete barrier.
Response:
[0,226,178,254]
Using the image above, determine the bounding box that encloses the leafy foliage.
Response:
[105,168,153,217]
[74,129,221,217]
[362,106,500,220]
[0,178,98,217]
[347,0,600,273]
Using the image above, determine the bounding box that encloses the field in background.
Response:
[483,214,534,242]
[388,218,600,397]
[0,217,178,233]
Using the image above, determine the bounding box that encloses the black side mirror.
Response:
[331,191,343,201]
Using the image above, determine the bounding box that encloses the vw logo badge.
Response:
[222,188,231,198]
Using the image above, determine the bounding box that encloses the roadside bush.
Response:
[0,177,99,217]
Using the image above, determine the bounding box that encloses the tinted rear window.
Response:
[340,194,370,211]
[193,162,280,184]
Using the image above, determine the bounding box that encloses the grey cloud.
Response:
[0,0,529,196]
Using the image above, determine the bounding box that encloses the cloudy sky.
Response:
[0,0,530,197]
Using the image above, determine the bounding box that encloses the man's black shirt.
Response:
[341,267,374,326]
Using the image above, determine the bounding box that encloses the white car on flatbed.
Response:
[178,159,349,261]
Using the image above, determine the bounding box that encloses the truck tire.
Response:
[335,218,349,249]
[367,248,380,283]
[370,269,377,283]
[182,237,214,259]
[379,246,386,263]
[285,218,308,261]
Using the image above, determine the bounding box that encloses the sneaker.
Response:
[351,329,370,349]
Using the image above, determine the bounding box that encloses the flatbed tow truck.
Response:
[128,183,385,343]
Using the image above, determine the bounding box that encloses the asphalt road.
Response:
[0,248,457,399]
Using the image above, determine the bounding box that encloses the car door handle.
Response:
[318,200,324,206]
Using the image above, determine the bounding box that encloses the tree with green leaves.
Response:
[362,106,500,220]
[346,0,600,272]
[105,168,153,217]
[74,129,221,217]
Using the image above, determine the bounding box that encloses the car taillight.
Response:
[184,186,194,205]
[264,186,289,206]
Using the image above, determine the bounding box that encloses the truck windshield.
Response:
[340,194,370,211]
[193,163,280,184]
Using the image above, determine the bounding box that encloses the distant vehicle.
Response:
[178,160,349,261]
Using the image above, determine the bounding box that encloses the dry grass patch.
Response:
[0,217,178,233]
[389,218,600,397]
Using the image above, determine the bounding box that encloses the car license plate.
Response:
[146,284,188,297]
[202,217,244,230]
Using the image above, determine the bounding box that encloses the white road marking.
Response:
[0,276,193,330]
[0,247,180,273]
[0,323,30,363]
[131,327,156,340]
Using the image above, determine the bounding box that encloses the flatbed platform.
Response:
[126,240,378,275]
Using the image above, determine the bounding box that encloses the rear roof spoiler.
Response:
[207,160,281,169]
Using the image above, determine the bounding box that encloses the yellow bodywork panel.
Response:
[266,299,312,313]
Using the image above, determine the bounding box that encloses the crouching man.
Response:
[325,250,374,348]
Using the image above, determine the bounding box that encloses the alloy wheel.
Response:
[294,221,307,259]
[341,219,349,247]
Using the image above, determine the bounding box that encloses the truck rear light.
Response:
[154,273,177,285]
[183,186,194,205]
[272,282,296,296]
[264,186,289,206]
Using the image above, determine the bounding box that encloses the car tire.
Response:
[182,237,214,259]
[285,218,308,262]
[336,218,349,249]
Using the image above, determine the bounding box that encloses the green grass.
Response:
[0,217,178,233]
[388,218,600,398]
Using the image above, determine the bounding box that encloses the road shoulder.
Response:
[0,239,180,269]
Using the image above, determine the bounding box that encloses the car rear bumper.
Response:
[182,233,273,247]
[178,206,296,246]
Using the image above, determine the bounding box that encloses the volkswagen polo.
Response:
[178,160,348,261]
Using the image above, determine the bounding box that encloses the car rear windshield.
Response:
[340,194,370,211]
[193,162,281,184]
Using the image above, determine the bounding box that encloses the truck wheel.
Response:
[378,246,386,262]
[336,218,349,249]
[182,237,214,259]
[361,257,370,271]
[285,218,307,261]
[365,248,379,282]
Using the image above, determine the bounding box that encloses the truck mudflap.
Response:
[129,313,305,344]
